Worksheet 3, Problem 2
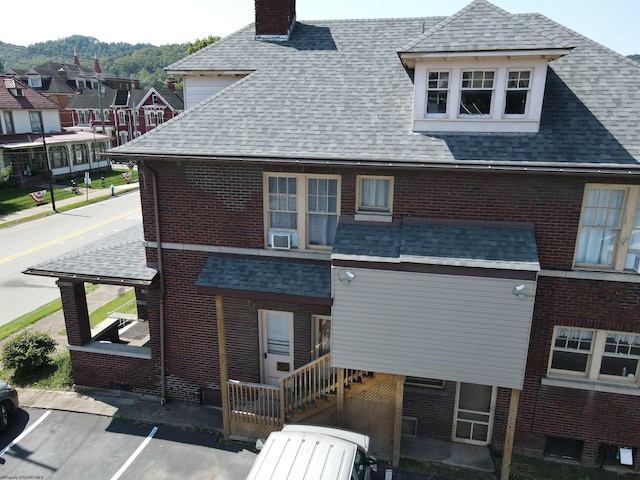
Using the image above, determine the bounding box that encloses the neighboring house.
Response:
[7,54,140,128]
[66,83,184,147]
[0,74,109,184]
[25,0,640,474]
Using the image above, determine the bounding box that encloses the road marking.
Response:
[0,208,140,265]
[110,425,158,480]
[0,410,51,456]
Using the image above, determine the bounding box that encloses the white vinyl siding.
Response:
[331,268,536,389]
[182,75,245,109]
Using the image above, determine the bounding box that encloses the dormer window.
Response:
[412,57,555,133]
[459,70,494,115]
[27,76,42,88]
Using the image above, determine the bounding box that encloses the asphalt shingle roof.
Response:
[332,219,539,270]
[24,224,156,285]
[0,75,61,110]
[196,256,331,299]
[108,1,640,169]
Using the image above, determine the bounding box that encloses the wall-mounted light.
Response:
[338,269,356,284]
[513,284,527,298]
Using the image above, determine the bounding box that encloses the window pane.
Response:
[551,328,593,373]
[460,91,492,115]
[505,91,527,115]
[576,188,624,265]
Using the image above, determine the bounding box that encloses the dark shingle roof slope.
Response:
[196,256,331,300]
[0,75,61,110]
[109,1,640,169]
[332,218,539,271]
[23,223,156,285]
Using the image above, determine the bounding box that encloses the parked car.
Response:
[246,424,377,480]
[0,381,19,432]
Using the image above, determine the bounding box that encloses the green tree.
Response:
[186,36,220,56]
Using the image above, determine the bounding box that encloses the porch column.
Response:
[392,375,405,468]
[337,368,345,427]
[57,280,91,345]
[500,388,521,480]
[216,295,230,441]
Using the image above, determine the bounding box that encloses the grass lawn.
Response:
[0,169,138,216]
[0,285,133,390]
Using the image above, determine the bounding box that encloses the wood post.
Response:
[392,375,405,468]
[500,388,521,480]
[216,295,230,441]
[337,368,345,427]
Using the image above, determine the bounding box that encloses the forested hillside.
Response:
[0,35,218,89]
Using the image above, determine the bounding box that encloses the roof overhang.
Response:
[399,48,573,68]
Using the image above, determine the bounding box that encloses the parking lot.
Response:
[0,408,257,479]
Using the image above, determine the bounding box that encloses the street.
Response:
[0,193,142,325]
[0,408,256,479]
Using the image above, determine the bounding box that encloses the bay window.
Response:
[265,173,340,250]
[575,185,640,272]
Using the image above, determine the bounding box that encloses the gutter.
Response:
[105,152,640,176]
[142,160,167,405]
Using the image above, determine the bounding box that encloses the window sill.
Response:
[69,341,151,359]
[354,213,393,223]
[413,118,540,133]
[541,376,640,396]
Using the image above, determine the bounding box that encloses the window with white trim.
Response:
[426,71,449,115]
[459,70,494,115]
[29,111,42,133]
[574,185,640,272]
[265,173,340,250]
[118,110,126,126]
[356,176,393,215]
[50,145,68,168]
[71,144,89,165]
[504,70,531,115]
[548,327,640,385]
[3,112,15,134]
[27,76,42,88]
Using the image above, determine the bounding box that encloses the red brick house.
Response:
[26,0,640,474]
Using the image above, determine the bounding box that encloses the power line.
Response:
[0,41,75,64]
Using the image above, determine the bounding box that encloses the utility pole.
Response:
[39,115,57,213]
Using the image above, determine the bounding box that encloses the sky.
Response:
[1,0,638,56]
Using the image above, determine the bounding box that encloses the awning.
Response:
[332,217,539,277]
[196,256,332,305]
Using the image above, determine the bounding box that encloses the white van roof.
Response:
[281,424,370,452]
[246,425,370,480]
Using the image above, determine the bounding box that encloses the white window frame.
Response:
[425,70,450,117]
[29,111,42,133]
[118,110,126,126]
[27,76,42,88]
[574,185,640,272]
[356,175,393,215]
[71,144,89,165]
[548,326,640,386]
[504,69,531,116]
[3,111,15,134]
[459,70,495,116]
[264,172,340,251]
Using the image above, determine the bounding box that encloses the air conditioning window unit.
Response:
[270,232,292,250]
[633,254,640,273]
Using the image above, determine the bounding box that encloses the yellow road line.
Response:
[0,208,140,265]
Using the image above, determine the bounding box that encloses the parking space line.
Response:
[0,410,51,456]
[110,425,158,480]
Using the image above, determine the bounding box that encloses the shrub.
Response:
[1,331,57,373]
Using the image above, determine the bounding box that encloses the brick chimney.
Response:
[255,0,296,41]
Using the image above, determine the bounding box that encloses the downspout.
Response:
[143,160,166,404]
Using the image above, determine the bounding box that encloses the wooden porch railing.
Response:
[227,354,368,430]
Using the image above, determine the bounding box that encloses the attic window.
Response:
[459,70,494,115]
[28,76,42,88]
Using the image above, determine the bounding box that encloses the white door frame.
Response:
[258,310,294,386]
[311,315,331,360]
[452,382,497,445]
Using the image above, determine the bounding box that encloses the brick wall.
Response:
[138,160,640,271]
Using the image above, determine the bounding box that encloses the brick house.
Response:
[25,0,640,474]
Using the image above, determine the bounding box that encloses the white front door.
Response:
[453,382,496,445]
[260,310,294,386]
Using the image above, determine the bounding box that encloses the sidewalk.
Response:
[0,183,139,226]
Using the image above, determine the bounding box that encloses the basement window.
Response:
[544,437,583,462]
[597,444,635,469]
